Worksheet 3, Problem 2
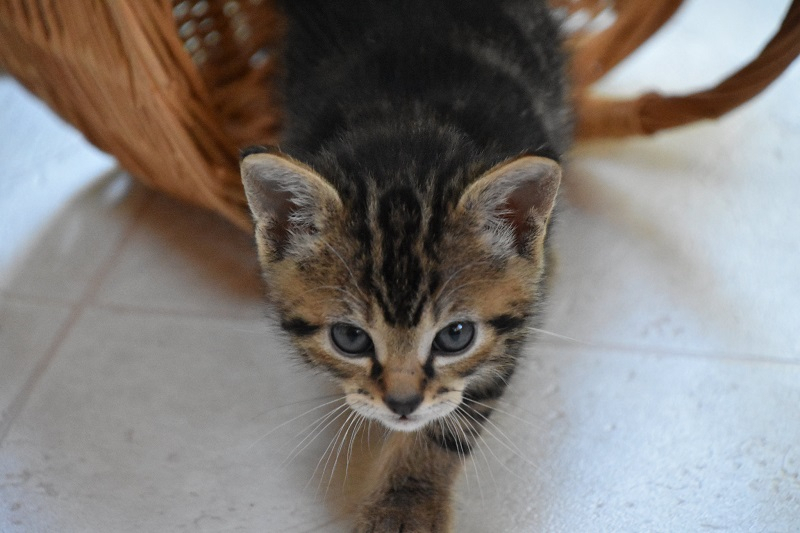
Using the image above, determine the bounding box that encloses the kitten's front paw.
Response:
[353,510,408,533]
[354,512,439,533]
[354,500,451,533]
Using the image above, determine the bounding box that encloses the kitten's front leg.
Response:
[354,431,463,533]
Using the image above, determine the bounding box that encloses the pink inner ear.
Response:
[268,188,295,248]
[499,196,535,250]
[498,176,552,249]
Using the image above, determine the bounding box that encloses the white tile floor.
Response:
[1,1,799,531]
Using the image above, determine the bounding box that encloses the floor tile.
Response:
[0,308,348,532]
[92,193,265,320]
[0,298,71,427]
[3,312,797,532]
[0,169,149,304]
[454,346,800,532]
[1,1,798,531]
[546,31,800,361]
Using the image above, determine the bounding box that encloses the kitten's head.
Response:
[241,143,560,432]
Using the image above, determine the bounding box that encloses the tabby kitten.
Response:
[241,0,571,530]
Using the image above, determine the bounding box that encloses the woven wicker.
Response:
[1,0,798,230]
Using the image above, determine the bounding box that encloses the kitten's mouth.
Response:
[383,413,428,432]
[346,394,460,432]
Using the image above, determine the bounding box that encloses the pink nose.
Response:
[384,393,422,416]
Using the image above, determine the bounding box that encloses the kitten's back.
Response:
[279,0,571,166]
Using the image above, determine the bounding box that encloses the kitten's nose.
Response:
[385,393,423,417]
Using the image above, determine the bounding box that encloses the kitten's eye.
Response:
[432,321,475,354]
[330,323,374,356]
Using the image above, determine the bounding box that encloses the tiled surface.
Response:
[1,1,799,531]
[92,193,265,320]
[0,309,338,532]
[1,173,149,304]
[0,299,71,416]
[455,348,800,532]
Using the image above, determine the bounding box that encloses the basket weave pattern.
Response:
[0,0,284,229]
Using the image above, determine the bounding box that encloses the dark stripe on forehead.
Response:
[422,158,470,258]
[345,170,378,299]
[376,186,426,327]
[410,294,428,329]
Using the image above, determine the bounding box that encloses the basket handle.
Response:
[576,0,800,139]
[569,0,686,88]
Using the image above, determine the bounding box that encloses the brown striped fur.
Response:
[241,0,571,530]
[242,152,560,531]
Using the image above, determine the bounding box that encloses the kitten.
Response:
[240,0,572,530]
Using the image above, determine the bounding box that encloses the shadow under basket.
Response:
[1,0,798,231]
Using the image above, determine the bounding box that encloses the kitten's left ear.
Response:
[458,155,561,256]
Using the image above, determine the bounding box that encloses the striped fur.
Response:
[241,0,572,530]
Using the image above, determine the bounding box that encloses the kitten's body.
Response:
[241,1,571,530]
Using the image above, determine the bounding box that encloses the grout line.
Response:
[531,337,800,367]
[0,291,267,323]
[0,192,153,445]
[88,300,268,322]
[0,291,83,309]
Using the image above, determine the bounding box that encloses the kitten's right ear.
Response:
[240,148,342,260]
[458,155,561,257]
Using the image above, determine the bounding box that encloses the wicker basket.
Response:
[1,0,797,230]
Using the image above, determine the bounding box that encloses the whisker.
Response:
[466,419,501,496]
[282,403,351,467]
[527,326,595,346]
[353,404,378,457]
[460,402,527,458]
[325,410,362,497]
[344,414,367,488]
[448,408,490,503]
[465,410,504,496]
[440,413,469,491]
[254,393,345,420]
[463,398,545,431]
[458,402,541,475]
[313,409,358,498]
[448,409,483,502]
[434,418,450,460]
[488,396,543,420]
[272,394,345,412]
[448,402,531,483]
[299,406,353,493]
[246,396,347,452]
[365,416,375,456]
